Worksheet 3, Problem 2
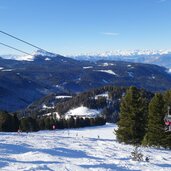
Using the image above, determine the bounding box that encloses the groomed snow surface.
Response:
[0,124,170,171]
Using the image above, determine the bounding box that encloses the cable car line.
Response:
[0,30,48,52]
[0,42,33,56]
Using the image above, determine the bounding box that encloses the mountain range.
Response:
[0,50,171,112]
[69,49,171,69]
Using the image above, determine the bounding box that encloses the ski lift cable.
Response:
[0,30,48,52]
[0,42,33,56]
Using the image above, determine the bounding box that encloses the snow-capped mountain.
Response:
[1,49,171,112]
[71,49,171,57]
[34,49,59,58]
[1,49,171,68]
[0,50,59,61]
[69,49,171,68]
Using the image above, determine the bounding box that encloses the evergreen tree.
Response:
[67,116,75,128]
[20,117,39,132]
[116,86,148,145]
[49,118,56,130]
[12,113,20,131]
[90,118,95,126]
[0,111,15,132]
[84,118,90,127]
[143,93,166,147]
[37,118,45,130]
[75,117,81,128]
[44,117,51,130]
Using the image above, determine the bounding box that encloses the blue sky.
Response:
[0,0,171,55]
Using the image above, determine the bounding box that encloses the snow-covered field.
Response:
[0,124,170,171]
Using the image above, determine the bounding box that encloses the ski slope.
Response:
[0,123,170,171]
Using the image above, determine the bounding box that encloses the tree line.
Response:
[0,111,106,132]
[116,86,171,149]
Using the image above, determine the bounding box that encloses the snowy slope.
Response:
[65,106,101,119]
[0,123,170,171]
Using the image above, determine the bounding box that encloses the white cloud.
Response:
[101,32,120,36]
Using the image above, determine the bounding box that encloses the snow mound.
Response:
[99,63,114,67]
[83,66,93,69]
[2,69,14,72]
[95,70,118,76]
[65,106,101,119]
[45,57,51,61]
[95,92,109,99]
[55,95,72,99]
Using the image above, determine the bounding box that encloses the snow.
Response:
[69,49,171,68]
[95,70,118,76]
[34,50,58,58]
[83,66,93,69]
[95,92,109,100]
[103,79,108,83]
[42,112,52,116]
[53,112,61,119]
[128,72,134,78]
[42,104,54,109]
[55,95,72,99]
[1,54,34,61]
[65,106,101,119]
[42,112,61,119]
[151,75,156,79]
[99,63,114,67]
[45,57,51,61]
[70,49,171,58]
[0,50,58,61]
[1,69,13,72]
[0,123,170,171]
[168,69,171,73]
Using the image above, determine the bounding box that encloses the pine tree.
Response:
[143,93,166,147]
[12,113,20,131]
[37,118,45,130]
[44,117,51,130]
[67,116,75,128]
[0,111,14,132]
[20,117,39,132]
[116,86,148,145]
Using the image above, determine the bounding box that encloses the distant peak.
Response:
[34,50,58,57]
[70,49,171,57]
[0,50,61,61]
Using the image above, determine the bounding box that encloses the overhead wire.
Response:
[0,30,50,56]
[0,41,33,56]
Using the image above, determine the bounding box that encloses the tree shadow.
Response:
[0,143,32,154]
[80,163,141,171]
[39,147,101,160]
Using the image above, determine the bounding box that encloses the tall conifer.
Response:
[116,86,148,145]
[143,93,166,147]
